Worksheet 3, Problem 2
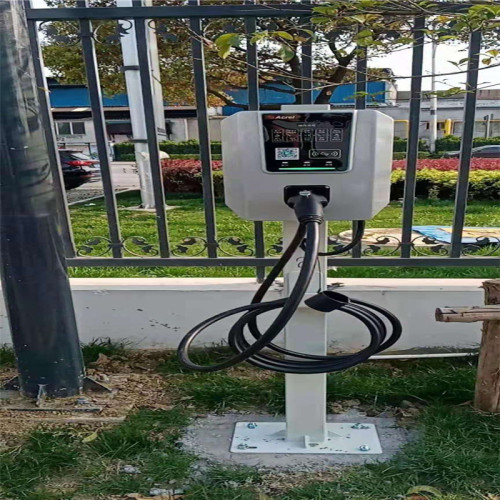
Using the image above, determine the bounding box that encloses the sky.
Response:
[31,0,500,93]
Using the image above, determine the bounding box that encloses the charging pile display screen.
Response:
[261,112,353,172]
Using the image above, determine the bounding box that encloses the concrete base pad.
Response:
[181,411,413,471]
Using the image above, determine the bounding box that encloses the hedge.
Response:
[393,138,428,152]
[392,158,500,171]
[161,159,499,201]
[161,159,224,197]
[115,135,500,159]
[392,152,431,160]
[118,153,222,161]
[435,135,500,153]
[114,140,222,160]
[390,168,500,200]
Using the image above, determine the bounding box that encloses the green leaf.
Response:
[278,43,295,63]
[82,432,99,443]
[350,14,369,23]
[214,33,241,59]
[394,36,414,44]
[487,49,499,57]
[406,485,442,497]
[357,29,373,38]
[250,31,268,44]
[312,6,337,15]
[273,30,294,41]
[215,33,241,48]
[482,57,492,65]
[311,16,330,24]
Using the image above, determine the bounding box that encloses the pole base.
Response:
[2,376,111,394]
[230,422,382,454]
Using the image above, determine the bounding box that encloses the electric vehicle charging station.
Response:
[178,104,402,455]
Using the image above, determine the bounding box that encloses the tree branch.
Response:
[207,88,248,109]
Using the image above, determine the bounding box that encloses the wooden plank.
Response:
[435,305,500,323]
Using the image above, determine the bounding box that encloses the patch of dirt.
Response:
[260,469,342,494]
[0,352,175,449]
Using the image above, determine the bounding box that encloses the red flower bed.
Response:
[161,159,223,194]
[392,158,500,171]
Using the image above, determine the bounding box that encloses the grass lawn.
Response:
[1,346,499,500]
[68,192,500,279]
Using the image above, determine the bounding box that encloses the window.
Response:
[72,122,85,134]
[57,122,71,135]
[57,121,86,135]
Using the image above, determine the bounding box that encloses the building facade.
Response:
[48,79,499,157]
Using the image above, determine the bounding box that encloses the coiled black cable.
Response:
[319,220,366,256]
[177,195,401,374]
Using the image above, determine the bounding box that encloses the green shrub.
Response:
[392,152,431,160]
[162,159,499,201]
[115,135,500,159]
[393,138,427,152]
[390,168,500,200]
[435,135,500,152]
[117,153,222,161]
[114,140,222,160]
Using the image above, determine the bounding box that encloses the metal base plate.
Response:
[231,422,382,454]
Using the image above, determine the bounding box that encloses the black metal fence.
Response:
[25,1,499,274]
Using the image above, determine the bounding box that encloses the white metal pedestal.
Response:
[231,422,382,454]
[230,220,382,454]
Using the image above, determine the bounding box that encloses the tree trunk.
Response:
[314,64,350,104]
[474,279,500,413]
[288,54,303,105]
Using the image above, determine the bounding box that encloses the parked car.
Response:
[59,150,101,190]
[443,145,500,158]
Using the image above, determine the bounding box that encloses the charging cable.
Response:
[177,187,401,374]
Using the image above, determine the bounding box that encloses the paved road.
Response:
[67,162,139,204]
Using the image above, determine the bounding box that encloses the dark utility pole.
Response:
[0,0,85,397]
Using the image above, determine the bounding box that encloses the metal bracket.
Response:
[231,422,382,454]
[1,376,111,394]
[83,376,112,393]
[1,376,19,391]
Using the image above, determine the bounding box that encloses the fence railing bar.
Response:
[26,3,478,21]
[450,30,482,258]
[134,11,171,257]
[27,4,312,21]
[26,0,76,258]
[189,0,218,258]
[67,257,500,268]
[77,0,122,258]
[245,1,265,282]
[400,16,425,259]
[352,41,368,258]
[300,0,313,105]
[355,45,367,111]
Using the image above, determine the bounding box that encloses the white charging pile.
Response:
[222,104,394,221]
[177,105,401,455]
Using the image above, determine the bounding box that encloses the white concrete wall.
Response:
[0,279,485,353]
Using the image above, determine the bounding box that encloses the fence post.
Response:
[0,0,85,398]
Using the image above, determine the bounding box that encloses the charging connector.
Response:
[284,185,330,224]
